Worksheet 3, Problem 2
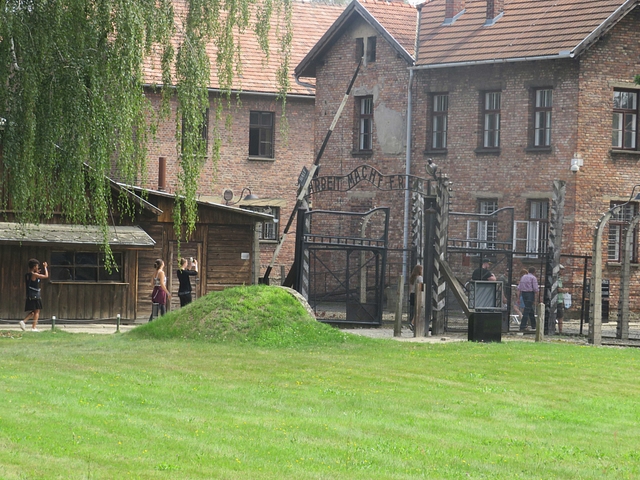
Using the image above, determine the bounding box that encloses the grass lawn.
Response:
[1,286,639,479]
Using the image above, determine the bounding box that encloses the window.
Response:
[246,206,280,241]
[181,108,209,155]
[357,96,374,151]
[431,94,448,150]
[249,111,274,158]
[513,200,549,258]
[366,36,376,63]
[608,202,638,262]
[483,92,501,148]
[467,200,498,251]
[49,251,124,282]
[534,89,552,147]
[355,38,364,62]
[355,36,376,63]
[612,90,638,150]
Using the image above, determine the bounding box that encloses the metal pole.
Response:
[51,315,56,331]
[580,257,588,335]
[263,58,363,282]
[116,314,121,333]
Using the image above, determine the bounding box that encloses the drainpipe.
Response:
[402,6,422,280]
[401,68,414,280]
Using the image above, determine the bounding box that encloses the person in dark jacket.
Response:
[177,257,198,307]
[472,259,496,281]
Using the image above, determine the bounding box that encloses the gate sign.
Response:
[308,164,432,195]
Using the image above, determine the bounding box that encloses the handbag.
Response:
[151,286,167,305]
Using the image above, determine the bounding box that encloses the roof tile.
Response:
[357,0,418,56]
[416,0,631,66]
[144,0,344,95]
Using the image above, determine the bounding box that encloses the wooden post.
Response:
[432,177,450,335]
[547,180,566,336]
[394,276,405,337]
[415,282,426,337]
[535,302,544,342]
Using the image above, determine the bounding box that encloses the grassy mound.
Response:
[128,285,361,347]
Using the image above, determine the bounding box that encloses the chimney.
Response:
[486,0,504,20]
[445,0,465,20]
[158,156,166,191]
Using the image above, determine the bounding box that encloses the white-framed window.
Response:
[608,202,638,262]
[513,201,549,258]
[246,206,280,241]
[483,92,501,148]
[534,89,552,147]
[612,90,638,150]
[467,200,498,251]
[357,96,374,151]
[431,94,448,150]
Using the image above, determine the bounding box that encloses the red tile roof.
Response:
[143,0,344,95]
[295,0,418,78]
[356,0,418,57]
[416,0,636,66]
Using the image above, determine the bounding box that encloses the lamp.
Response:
[224,187,258,205]
[570,153,583,173]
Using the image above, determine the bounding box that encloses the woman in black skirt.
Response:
[20,258,48,332]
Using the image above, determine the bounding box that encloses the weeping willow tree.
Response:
[0,0,292,259]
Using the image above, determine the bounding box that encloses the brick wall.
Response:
[575,8,640,315]
[313,16,412,288]
[142,92,316,284]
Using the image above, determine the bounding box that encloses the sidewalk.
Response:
[0,322,136,334]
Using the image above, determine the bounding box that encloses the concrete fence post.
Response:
[394,276,405,337]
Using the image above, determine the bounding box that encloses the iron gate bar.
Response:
[307,249,382,298]
[307,250,350,298]
[304,235,386,248]
[307,247,380,301]
[307,248,383,324]
[302,207,389,325]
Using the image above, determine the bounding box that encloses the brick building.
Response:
[299,0,640,316]
[296,0,419,284]
[141,0,343,284]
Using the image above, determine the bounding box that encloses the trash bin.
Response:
[468,312,502,342]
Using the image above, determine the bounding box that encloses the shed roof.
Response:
[143,0,344,96]
[296,0,418,78]
[0,223,156,247]
[124,185,275,221]
[415,0,637,67]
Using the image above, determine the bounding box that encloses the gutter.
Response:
[410,52,573,71]
[142,83,314,100]
[402,6,422,280]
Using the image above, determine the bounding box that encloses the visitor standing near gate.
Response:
[472,259,496,281]
[518,267,538,331]
[408,264,423,332]
[20,258,49,332]
[150,259,170,321]
[177,257,198,307]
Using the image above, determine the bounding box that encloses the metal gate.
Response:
[298,208,389,325]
